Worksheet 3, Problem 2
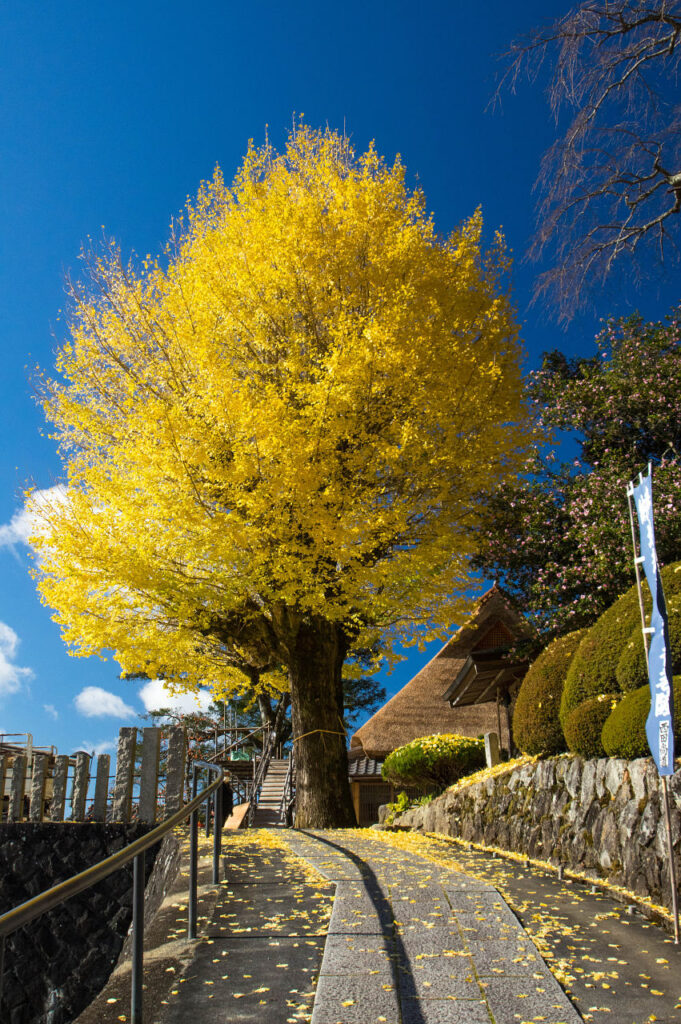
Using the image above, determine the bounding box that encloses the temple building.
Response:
[347,584,533,825]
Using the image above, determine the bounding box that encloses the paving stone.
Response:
[401,997,493,1024]
[481,975,582,1024]
[319,933,398,974]
[279,830,588,1024]
[398,952,475,979]
[464,937,546,970]
[397,963,480,999]
[454,910,524,941]
[311,973,400,1024]
[445,891,514,915]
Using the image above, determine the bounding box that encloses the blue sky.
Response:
[0,1,677,759]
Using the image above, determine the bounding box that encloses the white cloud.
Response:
[0,622,34,696]
[80,738,117,756]
[74,686,135,719]
[43,704,59,720]
[138,678,213,716]
[0,485,68,551]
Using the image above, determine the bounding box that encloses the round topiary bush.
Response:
[381,733,485,793]
[562,695,617,758]
[616,602,681,693]
[561,561,681,724]
[513,629,587,756]
[602,675,681,759]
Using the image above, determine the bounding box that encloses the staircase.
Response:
[251,758,290,827]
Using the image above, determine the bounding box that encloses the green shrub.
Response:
[602,675,681,759]
[383,790,411,824]
[382,733,485,793]
[561,561,681,724]
[616,602,681,693]
[562,695,616,758]
[513,629,587,756]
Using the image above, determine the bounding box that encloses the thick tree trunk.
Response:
[288,616,357,828]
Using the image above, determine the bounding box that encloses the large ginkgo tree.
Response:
[33,126,531,826]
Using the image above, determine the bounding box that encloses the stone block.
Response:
[49,754,70,821]
[111,728,136,822]
[604,757,626,797]
[484,732,500,768]
[164,726,186,817]
[71,751,91,821]
[643,760,661,797]
[580,759,597,806]
[93,754,111,821]
[138,727,161,823]
[8,755,27,821]
[617,798,642,847]
[638,796,660,846]
[29,754,48,822]
[564,756,583,796]
[596,809,619,870]
[594,757,608,797]
[0,755,7,809]
[535,759,555,789]
[628,758,649,801]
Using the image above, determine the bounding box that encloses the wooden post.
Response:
[112,728,137,822]
[93,754,111,821]
[29,754,48,822]
[139,728,161,823]
[8,755,27,822]
[50,755,70,821]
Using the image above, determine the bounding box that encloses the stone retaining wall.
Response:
[0,823,162,1024]
[390,756,681,911]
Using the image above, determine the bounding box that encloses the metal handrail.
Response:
[206,724,266,762]
[0,760,224,1024]
[246,699,288,827]
[278,755,296,826]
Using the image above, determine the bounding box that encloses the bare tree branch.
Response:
[498,1,681,321]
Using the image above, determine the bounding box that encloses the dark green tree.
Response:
[474,307,681,637]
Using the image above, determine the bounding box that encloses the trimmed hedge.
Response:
[513,629,587,756]
[381,733,485,793]
[602,675,681,759]
[562,695,616,758]
[561,561,681,724]
[616,603,681,692]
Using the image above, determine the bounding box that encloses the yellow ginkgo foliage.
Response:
[34,125,531,826]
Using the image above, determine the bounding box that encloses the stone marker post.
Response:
[71,752,91,820]
[138,728,161,823]
[164,727,186,817]
[29,754,48,822]
[484,732,501,769]
[92,754,111,821]
[8,755,27,822]
[50,754,70,821]
[0,755,7,821]
[112,728,137,822]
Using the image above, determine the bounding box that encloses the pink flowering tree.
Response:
[474,307,681,637]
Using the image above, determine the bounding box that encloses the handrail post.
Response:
[0,933,5,1010]
[213,783,221,885]
[131,851,145,1023]
[188,768,198,940]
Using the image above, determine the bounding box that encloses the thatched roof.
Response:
[349,584,532,760]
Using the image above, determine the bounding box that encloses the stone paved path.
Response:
[281,829,582,1024]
